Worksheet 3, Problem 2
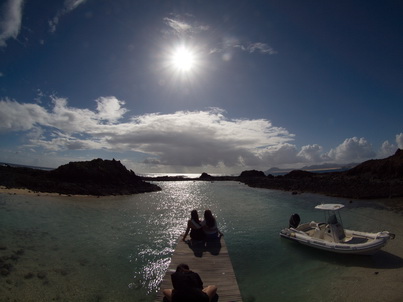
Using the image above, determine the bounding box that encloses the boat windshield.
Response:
[327,214,338,224]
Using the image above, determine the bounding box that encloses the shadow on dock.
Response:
[156,236,243,302]
[184,236,222,257]
[163,294,219,302]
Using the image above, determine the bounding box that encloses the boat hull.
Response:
[280,227,392,255]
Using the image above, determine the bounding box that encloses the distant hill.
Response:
[346,149,403,179]
[265,162,357,175]
[241,149,403,199]
[0,158,161,196]
[3,151,402,199]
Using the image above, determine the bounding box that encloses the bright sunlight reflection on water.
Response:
[1,181,401,302]
[129,181,211,294]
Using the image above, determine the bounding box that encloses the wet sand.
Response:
[326,206,403,302]
[0,186,95,198]
[332,237,403,301]
[0,186,69,197]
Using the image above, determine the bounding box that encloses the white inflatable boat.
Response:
[280,204,395,255]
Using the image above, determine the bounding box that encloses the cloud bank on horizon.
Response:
[0,97,401,173]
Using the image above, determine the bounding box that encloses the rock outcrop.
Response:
[4,150,402,199]
[239,170,266,178]
[238,149,403,199]
[0,159,161,196]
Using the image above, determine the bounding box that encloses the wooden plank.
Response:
[155,237,243,302]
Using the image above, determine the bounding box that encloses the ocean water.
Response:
[0,181,400,302]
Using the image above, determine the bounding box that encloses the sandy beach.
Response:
[0,186,60,197]
[328,210,403,302]
[0,186,99,199]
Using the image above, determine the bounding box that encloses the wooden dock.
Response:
[155,236,243,302]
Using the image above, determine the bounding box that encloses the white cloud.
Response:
[163,17,193,35]
[49,0,87,33]
[109,110,294,168]
[297,144,324,162]
[0,97,398,173]
[237,42,278,55]
[327,137,375,162]
[260,144,299,166]
[48,97,98,133]
[95,96,128,123]
[0,97,295,171]
[379,140,396,158]
[375,133,402,158]
[0,98,49,131]
[396,133,403,149]
[211,38,277,58]
[163,17,209,37]
[0,0,24,47]
[163,16,276,57]
[65,0,87,11]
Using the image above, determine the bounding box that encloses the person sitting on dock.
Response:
[201,210,222,241]
[163,263,218,302]
[183,210,205,242]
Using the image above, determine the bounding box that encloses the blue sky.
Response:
[0,0,402,174]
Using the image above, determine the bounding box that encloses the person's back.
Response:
[202,209,220,240]
[189,218,205,241]
[171,270,209,302]
[183,210,205,242]
[163,263,217,302]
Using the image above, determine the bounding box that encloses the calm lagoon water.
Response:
[0,181,400,301]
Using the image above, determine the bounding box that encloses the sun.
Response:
[162,43,204,81]
[171,46,196,72]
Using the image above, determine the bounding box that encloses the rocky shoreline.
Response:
[0,158,161,196]
[1,150,402,201]
[143,150,403,210]
[145,150,403,198]
[236,149,403,200]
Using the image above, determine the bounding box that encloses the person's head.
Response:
[176,263,190,273]
[190,210,200,222]
[204,209,215,227]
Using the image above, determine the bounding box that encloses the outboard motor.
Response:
[289,213,300,228]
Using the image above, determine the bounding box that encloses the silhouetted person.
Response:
[201,210,222,241]
[163,263,217,302]
[183,210,205,242]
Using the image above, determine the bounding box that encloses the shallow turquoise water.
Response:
[0,181,400,301]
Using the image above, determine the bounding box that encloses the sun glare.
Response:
[171,46,196,72]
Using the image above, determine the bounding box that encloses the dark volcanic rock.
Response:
[238,149,403,199]
[236,170,268,188]
[346,149,403,179]
[3,150,402,200]
[199,172,214,180]
[239,170,266,178]
[284,170,315,179]
[0,159,161,196]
